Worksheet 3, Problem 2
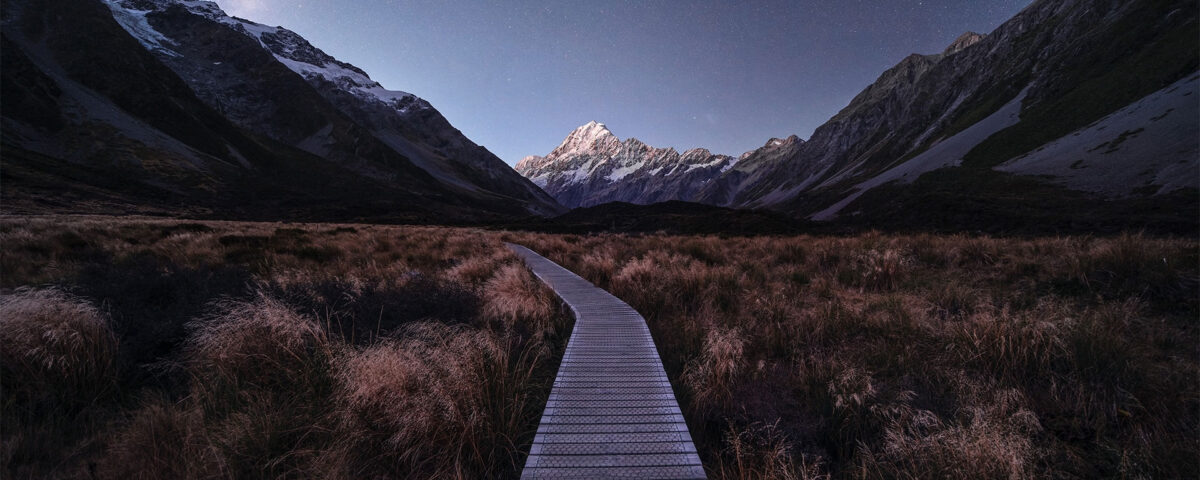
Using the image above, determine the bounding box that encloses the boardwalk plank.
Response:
[509,244,705,480]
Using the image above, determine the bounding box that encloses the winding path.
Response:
[508,244,706,479]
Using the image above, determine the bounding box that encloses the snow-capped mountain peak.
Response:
[232,21,419,107]
[551,120,619,156]
[576,120,612,137]
[93,0,561,217]
[105,0,418,110]
[516,122,737,208]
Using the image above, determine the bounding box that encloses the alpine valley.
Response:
[1,0,563,222]
[517,0,1198,233]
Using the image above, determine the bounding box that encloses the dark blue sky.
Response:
[216,0,1033,165]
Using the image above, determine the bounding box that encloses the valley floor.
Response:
[1,216,572,479]
[2,215,1197,478]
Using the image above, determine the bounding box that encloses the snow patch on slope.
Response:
[526,174,550,188]
[103,1,180,56]
[233,23,415,107]
[108,0,417,110]
[606,161,645,182]
[998,73,1199,196]
[685,157,728,173]
[811,87,1029,220]
[563,160,602,185]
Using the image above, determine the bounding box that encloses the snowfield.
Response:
[811,87,1029,220]
[998,73,1200,196]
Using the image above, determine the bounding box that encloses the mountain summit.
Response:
[943,31,985,55]
[516,123,737,208]
[550,121,621,157]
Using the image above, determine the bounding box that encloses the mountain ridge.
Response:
[516,0,1198,232]
[1,0,563,221]
[515,122,738,209]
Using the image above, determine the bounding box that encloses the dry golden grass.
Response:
[187,293,332,391]
[684,325,746,411]
[0,216,571,479]
[484,263,557,335]
[503,230,1199,479]
[100,397,219,480]
[0,287,118,407]
[331,323,506,475]
[3,215,1195,479]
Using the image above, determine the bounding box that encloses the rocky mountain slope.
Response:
[516,121,738,208]
[519,0,1197,231]
[725,0,1198,221]
[1,0,562,221]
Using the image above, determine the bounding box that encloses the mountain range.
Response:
[516,121,739,209]
[517,0,1198,231]
[1,0,562,222]
[2,0,1195,232]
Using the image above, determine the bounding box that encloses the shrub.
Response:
[217,234,269,248]
[72,253,251,387]
[289,245,342,263]
[1071,233,1196,312]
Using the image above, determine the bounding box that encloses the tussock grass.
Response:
[722,421,826,480]
[186,293,332,397]
[331,323,504,476]
[484,263,556,334]
[1,287,117,407]
[1,216,570,479]
[505,230,1199,479]
[4,216,1194,478]
[100,397,218,479]
[685,326,746,411]
[330,321,550,477]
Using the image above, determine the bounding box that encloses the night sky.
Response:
[216,0,1033,165]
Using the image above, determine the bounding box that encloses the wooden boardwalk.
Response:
[508,244,706,479]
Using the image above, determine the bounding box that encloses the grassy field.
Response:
[0,216,571,479]
[505,230,1199,479]
[2,216,1197,479]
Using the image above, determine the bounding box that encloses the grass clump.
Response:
[506,230,1198,479]
[1,216,571,479]
[1,287,118,407]
[331,323,506,477]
